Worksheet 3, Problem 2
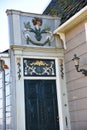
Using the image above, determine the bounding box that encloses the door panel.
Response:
[24,80,59,130]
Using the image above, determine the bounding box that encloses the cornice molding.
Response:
[10,45,64,54]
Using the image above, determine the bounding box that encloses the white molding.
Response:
[12,14,21,45]
[6,9,60,20]
[56,58,71,130]
[12,47,70,130]
[53,6,87,33]
[57,33,66,49]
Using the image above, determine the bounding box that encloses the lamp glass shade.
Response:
[72,54,80,66]
[73,59,79,66]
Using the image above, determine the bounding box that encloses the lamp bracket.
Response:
[79,69,87,76]
[72,54,87,76]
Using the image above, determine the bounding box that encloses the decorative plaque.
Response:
[23,58,56,76]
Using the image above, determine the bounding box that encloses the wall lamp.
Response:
[72,54,87,76]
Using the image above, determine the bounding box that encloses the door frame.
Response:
[15,56,71,130]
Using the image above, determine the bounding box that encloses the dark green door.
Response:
[24,80,59,130]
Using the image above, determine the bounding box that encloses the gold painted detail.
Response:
[16,57,21,80]
[23,58,56,76]
[30,60,49,66]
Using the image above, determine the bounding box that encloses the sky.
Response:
[0,0,51,52]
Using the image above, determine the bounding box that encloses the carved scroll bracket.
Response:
[56,33,66,49]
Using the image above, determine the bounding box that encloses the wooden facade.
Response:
[65,19,87,130]
[54,6,87,130]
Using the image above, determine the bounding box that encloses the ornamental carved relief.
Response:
[23,17,54,46]
[23,58,56,76]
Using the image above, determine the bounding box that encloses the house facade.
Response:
[0,9,71,130]
[53,5,87,130]
[0,2,87,130]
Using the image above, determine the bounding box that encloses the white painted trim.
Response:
[55,58,64,130]
[53,6,87,33]
[6,9,60,20]
[23,77,56,80]
[56,33,66,49]
[55,58,71,130]
[14,48,70,130]
[12,14,21,45]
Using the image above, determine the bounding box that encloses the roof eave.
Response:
[53,6,87,34]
